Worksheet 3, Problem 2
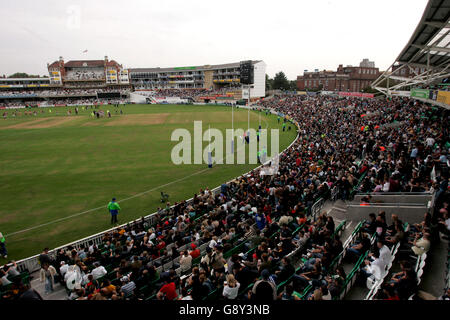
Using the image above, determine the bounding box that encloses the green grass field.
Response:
[0,104,297,261]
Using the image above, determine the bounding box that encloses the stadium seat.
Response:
[163,261,173,271]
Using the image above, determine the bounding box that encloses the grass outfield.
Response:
[0,104,297,261]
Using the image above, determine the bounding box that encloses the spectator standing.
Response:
[40,263,57,295]
[251,269,277,301]
[180,250,193,273]
[38,248,52,267]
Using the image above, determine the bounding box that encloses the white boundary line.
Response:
[4,108,272,238]
[5,168,210,238]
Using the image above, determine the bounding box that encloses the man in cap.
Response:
[120,275,136,298]
[251,269,277,301]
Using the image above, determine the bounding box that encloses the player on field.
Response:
[107,198,121,225]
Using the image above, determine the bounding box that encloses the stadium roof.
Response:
[64,60,106,68]
[396,0,450,68]
[129,60,262,73]
[372,0,450,96]
[47,59,122,69]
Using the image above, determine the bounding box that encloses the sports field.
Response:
[0,104,297,261]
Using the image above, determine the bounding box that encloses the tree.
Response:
[265,74,274,91]
[289,80,298,91]
[8,73,42,78]
[272,71,290,90]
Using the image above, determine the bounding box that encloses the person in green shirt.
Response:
[0,232,7,258]
[107,198,121,225]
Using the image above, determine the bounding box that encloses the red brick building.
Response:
[47,56,129,87]
[297,59,381,92]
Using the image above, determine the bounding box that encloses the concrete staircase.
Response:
[28,270,68,300]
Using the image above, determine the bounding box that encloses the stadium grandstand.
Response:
[0,56,131,109]
[0,0,449,303]
[0,59,266,108]
[129,60,266,103]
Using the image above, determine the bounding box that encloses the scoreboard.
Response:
[240,60,254,85]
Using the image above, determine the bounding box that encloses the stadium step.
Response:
[29,271,68,300]
[323,199,349,222]
[416,234,449,297]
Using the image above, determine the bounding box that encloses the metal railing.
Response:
[311,198,325,221]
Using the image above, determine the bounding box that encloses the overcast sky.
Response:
[0,0,428,79]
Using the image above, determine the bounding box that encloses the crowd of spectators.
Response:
[357,205,445,300]
[0,97,129,109]
[1,93,448,301]
[137,88,240,100]
[0,88,131,97]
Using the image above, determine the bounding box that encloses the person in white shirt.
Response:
[179,250,193,273]
[209,237,218,249]
[91,263,107,280]
[148,228,156,242]
[64,266,75,282]
[222,274,240,300]
[373,240,392,268]
[361,250,384,282]
[60,261,69,278]
[425,137,435,148]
